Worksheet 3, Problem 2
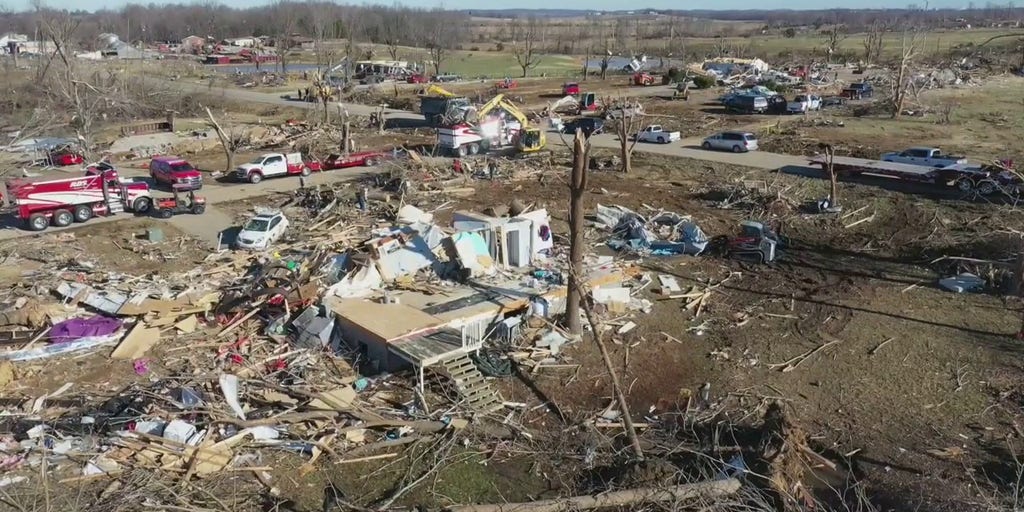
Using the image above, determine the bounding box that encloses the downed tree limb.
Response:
[445,478,741,512]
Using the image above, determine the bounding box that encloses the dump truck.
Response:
[419,84,474,127]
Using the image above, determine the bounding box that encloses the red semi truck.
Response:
[0,164,153,231]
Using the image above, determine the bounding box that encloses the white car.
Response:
[235,211,289,250]
[786,94,822,114]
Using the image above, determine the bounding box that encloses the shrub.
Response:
[692,75,716,89]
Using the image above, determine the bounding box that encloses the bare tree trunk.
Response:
[825,144,838,206]
[204,106,233,173]
[341,111,351,157]
[565,130,589,336]
[446,479,740,512]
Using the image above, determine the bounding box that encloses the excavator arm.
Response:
[425,84,456,97]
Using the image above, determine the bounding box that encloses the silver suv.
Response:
[702,131,759,153]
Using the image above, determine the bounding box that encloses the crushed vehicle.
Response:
[236,210,289,250]
[880,147,968,168]
[149,155,202,190]
[152,184,206,218]
[232,152,322,184]
[702,131,759,153]
[786,94,822,114]
[636,125,680,144]
[436,94,546,157]
[406,73,428,84]
[0,164,152,231]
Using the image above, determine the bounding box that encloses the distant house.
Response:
[180,35,205,54]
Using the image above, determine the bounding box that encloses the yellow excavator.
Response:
[476,94,545,154]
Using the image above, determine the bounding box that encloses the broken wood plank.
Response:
[110,324,161,360]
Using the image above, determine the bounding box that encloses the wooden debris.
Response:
[767,338,842,372]
[110,324,161,360]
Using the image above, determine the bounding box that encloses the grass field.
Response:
[681,27,1023,60]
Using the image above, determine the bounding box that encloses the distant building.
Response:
[181,35,205,54]
[224,37,257,47]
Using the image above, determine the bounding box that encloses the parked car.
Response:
[786,94,822,114]
[149,156,202,190]
[881,147,968,168]
[561,82,580,95]
[724,95,769,114]
[406,74,428,84]
[432,74,461,83]
[322,151,386,170]
[842,82,874,99]
[636,125,680,144]
[562,118,605,137]
[236,210,289,250]
[702,131,759,153]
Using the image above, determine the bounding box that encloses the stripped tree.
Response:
[863,21,886,65]
[823,21,847,63]
[565,129,589,336]
[607,99,645,173]
[510,17,544,78]
[890,29,923,119]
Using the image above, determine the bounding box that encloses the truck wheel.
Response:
[52,209,73,227]
[158,208,173,219]
[702,142,712,150]
[132,197,151,214]
[468,143,480,155]
[300,166,311,176]
[27,214,47,231]
[657,137,665,144]
[977,180,997,195]
[955,178,974,193]
[457,145,468,157]
[249,173,263,184]
[192,204,206,215]
[731,145,742,153]
[364,157,377,167]
[73,204,93,223]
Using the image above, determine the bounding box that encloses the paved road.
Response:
[0,82,815,242]
[0,168,380,242]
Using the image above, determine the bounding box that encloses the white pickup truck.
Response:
[786,94,821,114]
[880,147,968,168]
[232,152,320,184]
[636,125,680,144]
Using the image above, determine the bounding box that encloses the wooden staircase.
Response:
[440,354,503,413]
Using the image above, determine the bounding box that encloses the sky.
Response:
[9,0,977,12]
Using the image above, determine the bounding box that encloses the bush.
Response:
[783,27,796,38]
[692,75,716,89]
[495,42,505,51]
[469,46,479,52]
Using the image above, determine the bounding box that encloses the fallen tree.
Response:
[445,478,741,512]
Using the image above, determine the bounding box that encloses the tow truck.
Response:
[437,94,546,157]
[0,163,152,231]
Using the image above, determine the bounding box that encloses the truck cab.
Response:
[234,154,288,183]
[881,147,968,168]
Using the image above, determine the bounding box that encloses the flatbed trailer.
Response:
[809,155,1019,196]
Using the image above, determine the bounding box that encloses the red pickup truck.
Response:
[149,156,203,190]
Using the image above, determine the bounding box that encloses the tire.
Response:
[132,197,151,214]
[27,213,47,231]
[364,157,377,167]
[702,142,712,150]
[52,209,73,227]
[977,180,997,195]
[955,178,974,193]
[300,166,311,176]
[157,208,173,219]
[249,173,263,184]
[192,204,206,215]
[73,204,93,223]
[468,143,480,155]
[732,145,742,153]
[457,145,468,157]
[657,137,665,144]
